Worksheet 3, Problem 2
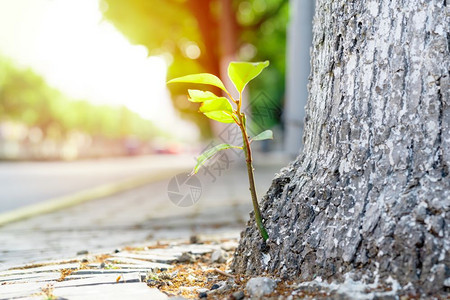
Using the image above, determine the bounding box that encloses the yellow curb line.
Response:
[0,167,188,227]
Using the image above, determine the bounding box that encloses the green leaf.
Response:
[203,111,235,123]
[199,98,235,123]
[167,73,228,93]
[228,61,269,93]
[251,129,273,142]
[199,98,233,113]
[187,90,220,102]
[192,143,242,174]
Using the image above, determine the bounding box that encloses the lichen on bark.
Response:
[232,0,449,296]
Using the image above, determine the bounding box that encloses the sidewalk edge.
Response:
[0,167,186,227]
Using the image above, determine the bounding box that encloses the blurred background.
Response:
[0,0,315,160]
[0,0,316,267]
[0,0,314,216]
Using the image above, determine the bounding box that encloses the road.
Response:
[0,155,194,213]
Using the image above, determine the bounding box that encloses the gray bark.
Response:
[232,0,449,296]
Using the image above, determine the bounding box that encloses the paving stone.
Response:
[167,244,221,255]
[53,282,168,300]
[63,272,146,281]
[0,271,60,283]
[104,257,173,269]
[87,263,102,268]
[4,258,82,273]
[70,269,145,276]
[112,252,178,263]
[104,263,173,270]
[0,282,50,299]
[56,273,141,287]
[63,273,144,282]
[0,263,79,277]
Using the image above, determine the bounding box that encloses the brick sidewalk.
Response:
[0,234,239,299]
[0,161,283,271]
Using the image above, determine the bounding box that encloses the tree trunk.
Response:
[232,0,449,296]
[187,0,221,77]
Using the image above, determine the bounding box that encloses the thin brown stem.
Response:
[236,98,268,240]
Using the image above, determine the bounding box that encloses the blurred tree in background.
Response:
[102,0,288,138]
[0,58,163,159]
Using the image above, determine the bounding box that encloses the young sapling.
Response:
[168,61,272,241]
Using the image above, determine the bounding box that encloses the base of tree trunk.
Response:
[232,0,449,296]
[232,154,449,296]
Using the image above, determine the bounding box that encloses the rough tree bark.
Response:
[232,0,449,296]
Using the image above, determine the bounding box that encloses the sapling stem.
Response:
[241,125,269,240]
[236,94,269,241]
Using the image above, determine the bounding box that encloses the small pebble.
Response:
[159,272,172,280]
[186,274,197,282]
[444,277,450,287]
[147,279,165,288]
[76,250,88,255]
[147,279,157,286]
[245,277,277,298]
[80,258,89,263]
[114,249,120,253]
[198,291,208,298]
[190,235,200,244]
[231,291,245,300]
[260,240,269,253]
[178,252,195,263]
[210,249,228,263]
[208,281,228,293]
[99,262,106,268]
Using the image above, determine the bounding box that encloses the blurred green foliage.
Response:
[102,0,288,137]
[0,58,160,141]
